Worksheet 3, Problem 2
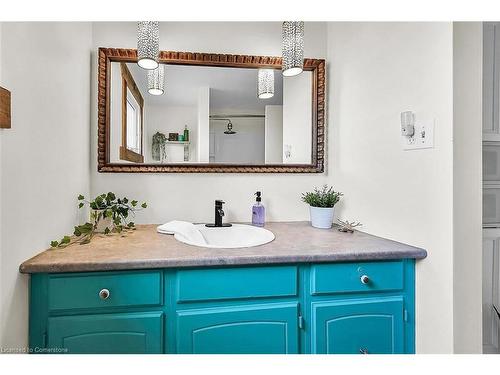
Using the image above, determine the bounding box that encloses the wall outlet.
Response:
[402,120,434,150]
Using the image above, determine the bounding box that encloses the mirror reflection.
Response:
[109,62,313,165]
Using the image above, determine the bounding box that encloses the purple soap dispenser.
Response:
[252,191,265,227]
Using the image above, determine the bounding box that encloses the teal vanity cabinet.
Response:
[28,260,415,354]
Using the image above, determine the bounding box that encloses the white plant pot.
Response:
[92,210,113,233]
[309,206,335,229]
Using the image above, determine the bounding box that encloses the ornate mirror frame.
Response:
[97,48,325,173]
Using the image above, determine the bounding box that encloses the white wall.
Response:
[283,71,312,163]
[210,118,265,164]
[90,22,329,225]
[197,87,210,162]
[327,22,455,353]
[452,22,483,353]
[265,105,283,163]
[0,23,92,349]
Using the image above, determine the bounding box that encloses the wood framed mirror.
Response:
[98,48,325,173]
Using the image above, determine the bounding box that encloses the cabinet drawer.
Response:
[176,266,297,303]
[48,270,162,311]
[311,261,404,295]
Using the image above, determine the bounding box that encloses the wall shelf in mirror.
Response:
[165,141,190,162]
[97,48,325,173]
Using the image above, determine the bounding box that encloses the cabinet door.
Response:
[177,302,298,354]
[48,312,163,354]
[312,297,404,354]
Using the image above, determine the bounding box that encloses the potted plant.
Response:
[301,185,343,229]
[152,131,167,162]
[50,192,147,248]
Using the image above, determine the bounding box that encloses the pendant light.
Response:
[282,21,304,77]
[137,21,159,70]
[258,69,275,99]
[148,64,164,95]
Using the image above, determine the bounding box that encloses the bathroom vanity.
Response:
[20,222,426,354]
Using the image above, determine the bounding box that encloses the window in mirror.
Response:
[126,91,141,154]
[120,63,144,163]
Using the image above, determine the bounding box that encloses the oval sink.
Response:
[174,224,275,249]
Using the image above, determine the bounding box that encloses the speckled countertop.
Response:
[19,222,427,274]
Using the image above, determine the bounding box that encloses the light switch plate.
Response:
[402,120,434,150]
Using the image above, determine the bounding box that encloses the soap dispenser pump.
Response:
[252,191,265,227]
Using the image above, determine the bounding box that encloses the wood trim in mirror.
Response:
[97,47,325,173]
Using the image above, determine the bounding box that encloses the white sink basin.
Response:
[174,224,275,249]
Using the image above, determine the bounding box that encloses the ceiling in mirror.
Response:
[125,63,284,110]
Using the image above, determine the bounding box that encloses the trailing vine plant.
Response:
[50,192,147,248]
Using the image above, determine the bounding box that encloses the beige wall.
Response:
[452,22,483,353]
[327,22,455,353]
[0,23,92,349]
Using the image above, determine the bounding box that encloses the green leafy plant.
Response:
[301,185,343,208]
[152,132,167,162]
[51,192,147,248]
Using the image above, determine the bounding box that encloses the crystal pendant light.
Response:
[282,21,304,77]
[148,64,164,95]
[258,69,275,99]
[137,21,159,70]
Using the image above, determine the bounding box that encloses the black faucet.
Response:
[205,200,232,228]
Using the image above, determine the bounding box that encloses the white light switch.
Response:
[402,120,434,150]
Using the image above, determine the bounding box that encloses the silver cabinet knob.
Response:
[99,288,110,300]
[360,275,370,284]
[359,348,369,354]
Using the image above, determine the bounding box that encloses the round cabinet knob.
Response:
[360,275,370,284]
[359,348,369,354]
[99,288,110,300]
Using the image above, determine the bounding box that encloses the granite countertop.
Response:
[19,222,427,274]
